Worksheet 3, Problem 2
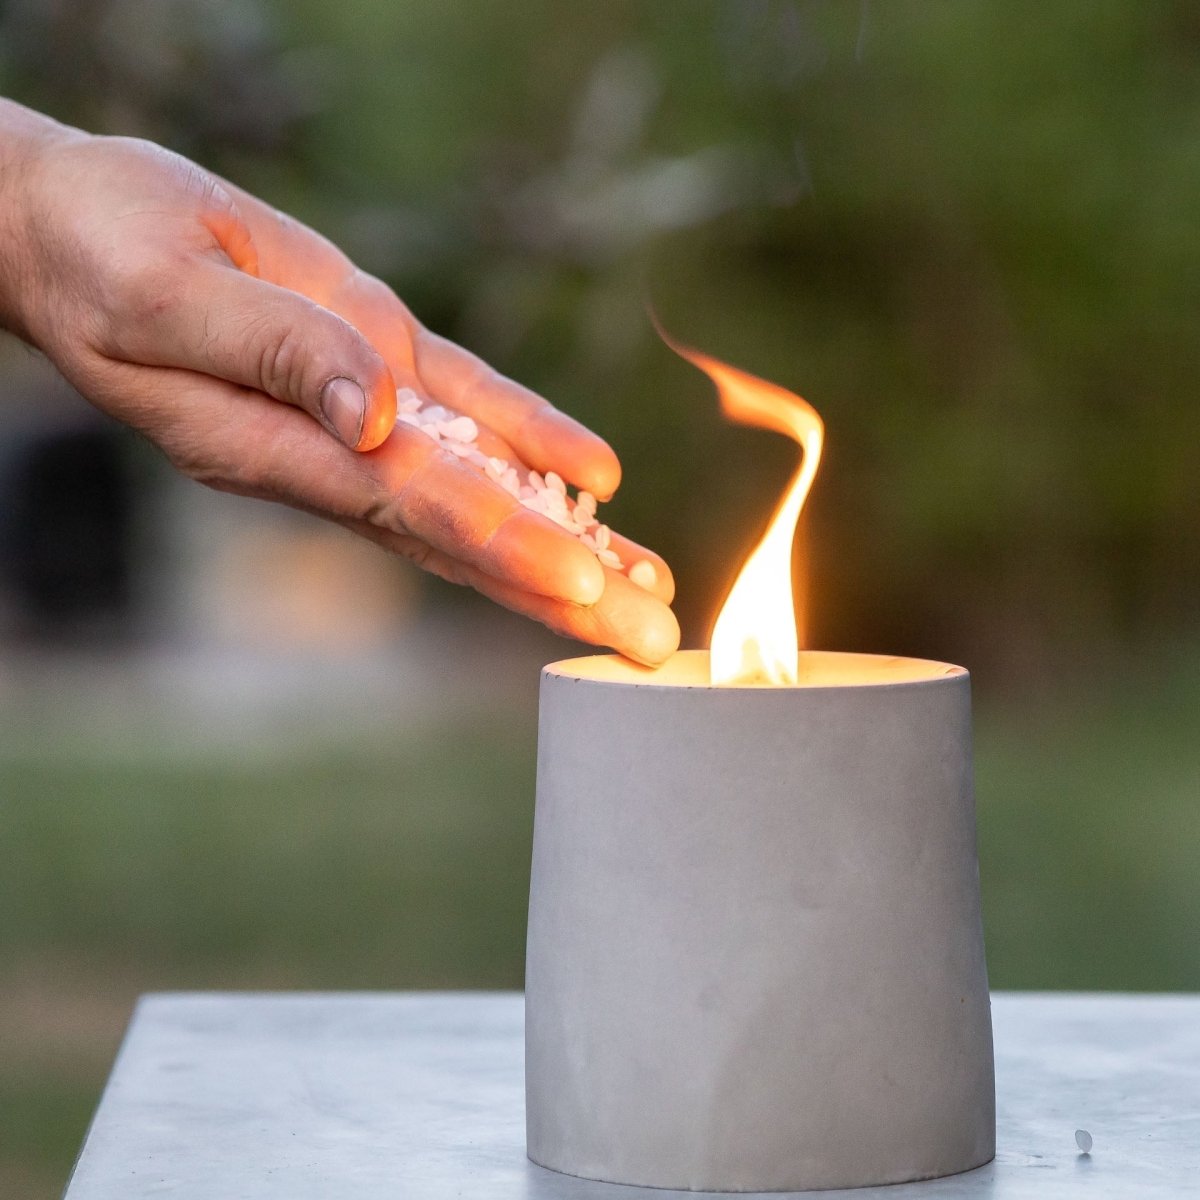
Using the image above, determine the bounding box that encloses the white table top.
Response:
[63,992,1200,1199]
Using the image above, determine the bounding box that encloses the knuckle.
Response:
[252,308,366,409]
[360,271,407,318]
[513,393,553,444]
[401,540,435,570]
[251,316,306,401]
[369,447,488,552]
[171,441,254,496]
[338,267,402,313]
[168,410,282,498]
[459,363,500,410]
[98,256,190,354]
[396,538,476,589]
[364,491,409,536]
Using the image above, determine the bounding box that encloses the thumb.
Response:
[106,258,397,450]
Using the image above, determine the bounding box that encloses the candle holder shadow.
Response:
[525,650,995,1193]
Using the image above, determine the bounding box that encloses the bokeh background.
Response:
[2,1,1198,1194]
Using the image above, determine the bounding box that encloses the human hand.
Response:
[0,101,679,664]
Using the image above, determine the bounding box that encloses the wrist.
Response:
[0,99,85,340]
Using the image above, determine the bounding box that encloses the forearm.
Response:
[0,98,82,339]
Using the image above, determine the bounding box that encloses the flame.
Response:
[661,332,823,685]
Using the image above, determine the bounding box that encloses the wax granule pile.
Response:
[395,389,658,591]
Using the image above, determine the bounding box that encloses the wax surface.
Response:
[546,648,965,688]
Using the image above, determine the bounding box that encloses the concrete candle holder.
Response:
[525,650,995,1192]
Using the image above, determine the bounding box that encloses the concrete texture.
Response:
[526,651,995,1191]
[63,992,1200,1199]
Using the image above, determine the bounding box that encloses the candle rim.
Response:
[544,649,968,690]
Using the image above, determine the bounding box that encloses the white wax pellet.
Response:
[390,390,661,579]
[1075,1129,1092,1153]
[543,490,569,516]
[440,416,479,443]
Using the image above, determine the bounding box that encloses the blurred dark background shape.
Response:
[1,2,1198,1196]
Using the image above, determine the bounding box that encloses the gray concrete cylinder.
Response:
[526,650,995,1192]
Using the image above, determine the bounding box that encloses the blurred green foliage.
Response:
[4,0,1197,664]
[2,1,1200,1196]
[3,655,1200,992]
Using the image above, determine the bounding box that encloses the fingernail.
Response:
[320,377,366,448]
